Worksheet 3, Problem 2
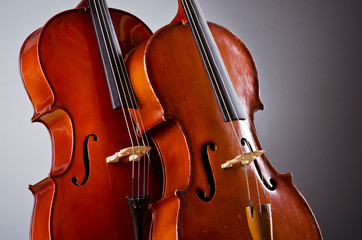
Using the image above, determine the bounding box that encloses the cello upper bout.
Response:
[19,28,55,119]
[126,39,165,133]
[208,23,264,116]
[20,19,75,177]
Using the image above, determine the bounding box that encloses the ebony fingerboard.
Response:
[180,0,246,121]
[88,0,137,110]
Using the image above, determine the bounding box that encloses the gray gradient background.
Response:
[0,0,361,239]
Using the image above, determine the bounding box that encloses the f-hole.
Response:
[241,138,276,191]
[197,142,216,202]
[72,134,98,186]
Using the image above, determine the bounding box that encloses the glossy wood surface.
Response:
[19,7,161,240]
[126,19,322,240]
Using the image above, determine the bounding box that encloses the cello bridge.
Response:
[221,150,265,169]
[106,146,151,164]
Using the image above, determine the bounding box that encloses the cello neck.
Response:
[87,0,137,110]
[179,0,246,121]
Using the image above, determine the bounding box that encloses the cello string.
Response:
[246,115,270,204]
[90,0,135,158]
[188,0,270,211]
[181,0,253,203]
[252,150,262,212]
[99,0,154,198]
[94,0,143,197]
[181,0,245,160]
[98,0,151,197]
[182,0,254,204]
[184,0,269,210]
[92,0,142,196]
[90,0,138,198]
[97,0,146,198]
[118,77,153,196]
[189,0,269,212]
[182,0,250,178]
[121,91,153,196]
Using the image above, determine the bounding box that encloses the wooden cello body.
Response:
[125,0,322,239]
[19,2,161,239]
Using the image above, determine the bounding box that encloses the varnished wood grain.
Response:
[19,7,161,240]
[126,20,322,240]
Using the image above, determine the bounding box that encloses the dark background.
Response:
[0,0,361,239]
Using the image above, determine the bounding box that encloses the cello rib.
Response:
[19,6,162,240]
[29,178,55,240]
[125,13,322,240]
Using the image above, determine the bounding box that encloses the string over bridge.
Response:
[221,150,265,169]
[106,146,151,163]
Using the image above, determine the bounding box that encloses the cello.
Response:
[125,0,322,239]
[19,0,161,239]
